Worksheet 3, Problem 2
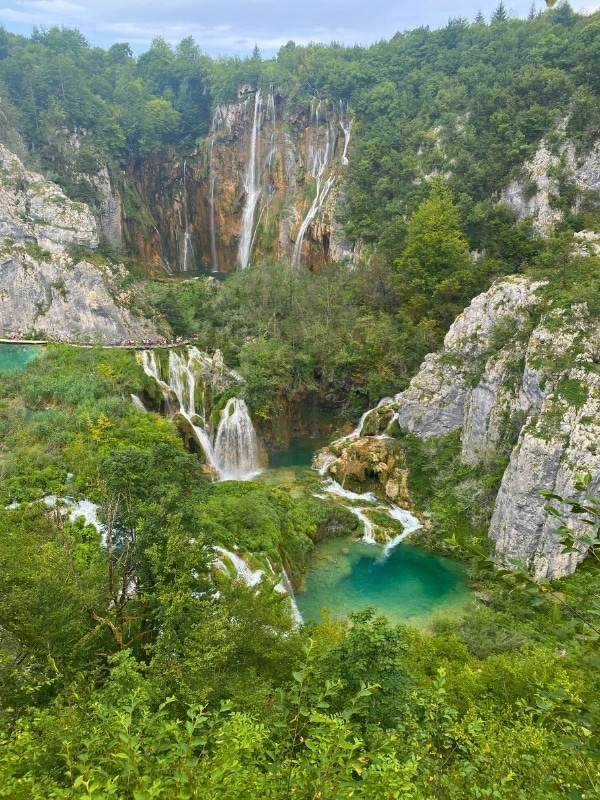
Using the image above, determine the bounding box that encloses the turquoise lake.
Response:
[0,344,41,372]
[264,436,473,628]
[295,536,472,628]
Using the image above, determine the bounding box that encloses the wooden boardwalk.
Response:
[0,338,192,350]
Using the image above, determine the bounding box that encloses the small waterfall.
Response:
[338,101,352,166]
[214,546,264,586]
[131,394,147,412]
[238,89,263,269]
[292,115,336,266]
[214,398,261,480]
[138,348,262,481]
[276,567,303,624]
[320,478,421,552]
[383,506,422,555]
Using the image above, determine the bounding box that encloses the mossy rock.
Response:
[360,406,394,436]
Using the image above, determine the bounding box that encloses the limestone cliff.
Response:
[0,144,162,343]
[319,276,600,579]
[124,90,353,274]
[502,134,600,241]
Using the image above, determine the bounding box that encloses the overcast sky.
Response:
[0,0,598,57]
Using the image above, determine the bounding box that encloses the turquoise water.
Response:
[0,344,41,371]
[262,436,330,488]
[296,536,472,628]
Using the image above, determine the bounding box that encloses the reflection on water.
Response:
[296,536,472,628]
[0,344,41,371]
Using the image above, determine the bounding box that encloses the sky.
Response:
[0,0,599,57]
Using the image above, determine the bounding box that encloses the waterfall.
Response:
[292,116,336,266]
[320,478,421,551]
[276,567,303,624]
[214,545,264,586]
[214,398,261,480]
[338,101,352,166]
[131,394,147,412]
[238,89,263,269]
[383,506,422,555]
[138,348,262,481]
[214,547,302,623]
[180,160,196,271]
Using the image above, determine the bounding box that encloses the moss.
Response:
[554,378,588,410]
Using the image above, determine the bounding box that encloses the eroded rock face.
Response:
[380,277,543,444]
[502,137,600,235]
[320,276,600,579]
[490,367,600,579]
[0,144,162,343]
[125,94,354,274]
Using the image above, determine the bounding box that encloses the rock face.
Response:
[502,136,600,235]
[0,145,162,343]
[320,277,600,579]
[124,91,353,274]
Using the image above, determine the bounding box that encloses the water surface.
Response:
[296,536,472,628]
[0,344,41,371]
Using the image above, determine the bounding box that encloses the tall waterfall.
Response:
[238,89,263,269]
[180,160,196,271]
[138,348,262,480]
[214,398,261,480]
[292,118,337,266]
[339,101,352,166]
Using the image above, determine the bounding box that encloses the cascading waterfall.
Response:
[320,478,422,554]
[138,348,262,480]
[338,101,352,166]
[214,398,261,480]
[292,116,336,266]
[214,546,302,623]
[238,89,263,269]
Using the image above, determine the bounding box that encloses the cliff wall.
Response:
[321,276,600,579]
[123,90,353,274]
[0,144,163,343]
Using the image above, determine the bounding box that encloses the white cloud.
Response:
[0,0,552,55]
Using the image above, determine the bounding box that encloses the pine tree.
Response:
[491,1,508,22]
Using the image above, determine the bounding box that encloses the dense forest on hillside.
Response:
[1,4,600,797]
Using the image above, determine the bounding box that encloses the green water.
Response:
[262,436,330,488]
[0,344,40,371]
[296,536,473,628]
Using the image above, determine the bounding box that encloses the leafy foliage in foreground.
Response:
[0,346,599,797]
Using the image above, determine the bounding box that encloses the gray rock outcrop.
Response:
[0,144,162,343]
[321,276,600,579]
[502,137,600,235]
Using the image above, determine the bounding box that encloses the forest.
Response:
[0,3,600,798]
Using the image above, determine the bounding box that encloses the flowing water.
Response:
[262,436,473,627]
[0,344,41,371]
[138,348,262,480]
